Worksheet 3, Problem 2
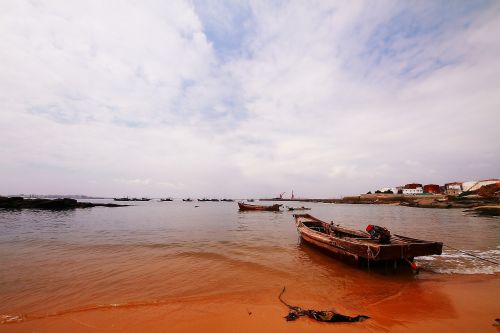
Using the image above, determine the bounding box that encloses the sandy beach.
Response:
[1,273,498,332]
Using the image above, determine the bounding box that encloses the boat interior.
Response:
[302,221,372,240]
[302,221,327,233]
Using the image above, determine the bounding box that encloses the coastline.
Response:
[260,194,500,212]
[1,273,498,333]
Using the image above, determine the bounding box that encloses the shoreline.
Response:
[1,273,498,332]
[260,195,500,212]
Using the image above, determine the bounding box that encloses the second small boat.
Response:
[238,202,281,211]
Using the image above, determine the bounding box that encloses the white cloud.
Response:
[0,1,499,197]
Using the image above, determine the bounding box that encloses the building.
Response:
[462,179,500,192]
[423,184,441,194]
[379,187,398,194]
[445,182,462,196]
[402,187,423,195]
[404,183,423,189]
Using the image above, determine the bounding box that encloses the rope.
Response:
[278,287,295,309]
[444,244,498,265]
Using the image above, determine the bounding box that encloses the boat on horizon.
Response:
[113,197,131,201]
[287,206,311,211]
[113,197,151,202]
[238,202,281,212]
[293,214,442,271]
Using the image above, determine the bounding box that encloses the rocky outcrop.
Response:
[0,197,127,210]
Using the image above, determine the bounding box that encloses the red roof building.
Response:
[423,184,441,194]
[404,183,423,189]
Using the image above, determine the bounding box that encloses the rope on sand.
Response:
[278,287,369,323]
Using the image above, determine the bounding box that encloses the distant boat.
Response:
[114,197,131,201]
[293,214,442,270]
[221,199,234,202]
[247,199,255,202]
[160,198,173,202]
[287,206,311,211]
[238,202,281,211]
[114,197,150,202]
[183,198,193,202]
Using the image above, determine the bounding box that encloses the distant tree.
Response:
[383,190,394,194]
[366,191,372,194]
[375,190,381,194]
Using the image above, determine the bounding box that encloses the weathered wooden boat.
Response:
[238,202,281,211]
[294,214,442,269]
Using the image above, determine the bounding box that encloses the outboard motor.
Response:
[366,225,391,244]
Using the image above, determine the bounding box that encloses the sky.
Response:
[0,0,499,198]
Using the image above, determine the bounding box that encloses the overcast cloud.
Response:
[1,0,499,198]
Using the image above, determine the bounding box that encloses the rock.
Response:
[0,197,127,210]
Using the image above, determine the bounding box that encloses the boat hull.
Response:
[238,202,281,211]
[294,214,442,264]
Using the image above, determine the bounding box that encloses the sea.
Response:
[0,200,498,324]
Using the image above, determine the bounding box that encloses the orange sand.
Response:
[2,274,498,333]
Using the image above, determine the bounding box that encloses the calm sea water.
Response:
[0,200,498,322]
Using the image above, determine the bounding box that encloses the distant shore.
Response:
[0,197,127,210]
[260,194,500,213]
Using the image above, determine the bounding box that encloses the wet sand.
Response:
[2,273,498,333]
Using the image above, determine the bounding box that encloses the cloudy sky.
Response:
[1,1,499,198]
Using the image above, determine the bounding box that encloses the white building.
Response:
[379,187,398,194]
[402,187,423,195]
[445,182,463,195]
[462,179,500,192]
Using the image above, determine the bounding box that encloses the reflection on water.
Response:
[0,201,498,322]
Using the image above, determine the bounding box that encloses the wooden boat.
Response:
[238,202,281,211]
[294,214,442,267]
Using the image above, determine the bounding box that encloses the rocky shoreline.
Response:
[0,196,128,210]
[260,194,500,214]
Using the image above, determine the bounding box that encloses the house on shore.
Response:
[423,184,441,194]
[462,179,500,192]
[445,182,463,196]
[379,187,398,194]
[403,183,423,195]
